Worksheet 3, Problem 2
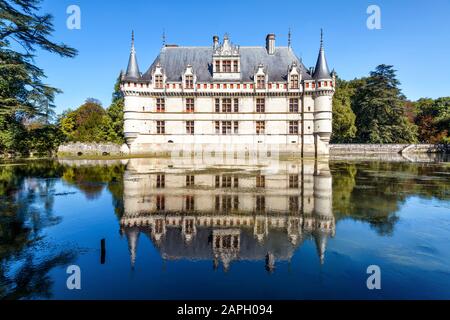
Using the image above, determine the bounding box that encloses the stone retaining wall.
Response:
[57,142,129,156]
[329,144,446,155]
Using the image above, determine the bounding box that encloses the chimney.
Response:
[213,35,219,49]
[266,34,275,55]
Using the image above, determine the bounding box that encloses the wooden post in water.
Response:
[101,238,106,264]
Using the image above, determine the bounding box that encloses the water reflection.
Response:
[119,157,334,271]
[0,155,448,299]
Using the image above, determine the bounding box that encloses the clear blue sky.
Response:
[35,0,450,113]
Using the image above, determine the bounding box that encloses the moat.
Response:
[0,155,449,299]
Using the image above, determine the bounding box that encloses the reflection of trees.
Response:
[61,164,125,218]
[0,161,76,300]
[331,161,449,235]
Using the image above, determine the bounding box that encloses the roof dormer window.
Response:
[257,75,265,89]
[185,75,193,89]
[155,75,163,89]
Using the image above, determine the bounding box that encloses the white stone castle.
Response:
[121,31,335,156]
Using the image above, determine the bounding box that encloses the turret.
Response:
[125,31,141,79]
[313,29,334,154]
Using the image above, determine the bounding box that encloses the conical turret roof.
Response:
[125,31,141,79]
[313,29,332,80]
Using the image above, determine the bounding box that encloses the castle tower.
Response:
[313,30,335,156]
[123,31,141,148]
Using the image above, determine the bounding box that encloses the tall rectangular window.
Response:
[257,75,265,89]
[155,75,163,89]
[156,174,165,188]
[223,60,232,72]
[233,60,238,72]
[215,121,220,134]
[185,75,193,89]
[233,98,239,112]
[256,121,265,135]
[222,98,232,112]
[289,175,299,188]
[289,98,299,113]
[156,98,165,112]
[289,121,299,134]
[156,121,165,134]
[222,121,232,135]
[215,98,220,113]
[156,195,165,211]
[290,74,299,89]
[186,175,195,187]
[233,121,239,134]
[256,98,265,113]
[215,60,221,72]
[185,98,195,112]
[256,175,265,188]
[186,121,194,135]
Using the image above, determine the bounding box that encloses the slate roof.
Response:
[141,46,313,82]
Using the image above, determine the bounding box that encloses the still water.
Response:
[0,155,449,300]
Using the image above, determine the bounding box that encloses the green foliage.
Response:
[352,65,418,143]
[58,76,125,144]
[414,97,450,143]
[0,0,76,156]
[331,77,359,143]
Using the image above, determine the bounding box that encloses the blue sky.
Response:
[34,0,450,113]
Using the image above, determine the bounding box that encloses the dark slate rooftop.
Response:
[142,46,313,82]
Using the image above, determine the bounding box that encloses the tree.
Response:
[104,75,125,144]
[331,77,359,143]
[59,99,109,142]
[0,0,77,155]
[352,65,417,143]
[414,97,450,144]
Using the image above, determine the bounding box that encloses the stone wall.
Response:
[57,142,129,156]
[329,144,446,155]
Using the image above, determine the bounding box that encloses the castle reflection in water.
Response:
[119,153,334,272]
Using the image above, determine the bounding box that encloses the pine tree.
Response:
[353,65,417,143]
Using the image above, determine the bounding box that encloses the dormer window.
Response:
[233,61,238,72]
[290,75,299,89]
[155,75,163,89]
[185,75,194,89]
[223,60,232,72]
[257,75,265,89]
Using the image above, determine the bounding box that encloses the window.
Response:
[289,175,299,188]
[289,98,299,113]
[289,196,299,212]
[185,196,194,211]
[256,195,265,212]
[215,60,220,72]
[156,121,165,134]
[186,121,194,135]
[233,99,239,112]
[156,98,165,112]
[156,195,165,211]
[222,176,232,188]
[233,121,239,134]
[256,175,265,188]
[223,60,232,72]
[290,74,299,89]
[256,121,265,135]
[289,121,299,134]
[155,75,163,88]
[215,99,220,113]
[222,121,232,135]
[185,75,193,89]
[215,121,220,134]
[256,98,265,113]
[257,75,265,89]
[233,60,238,72]
[185,98,195,112]
[186,175,195,187]
[156,174,165,188]
[222,98,232,112]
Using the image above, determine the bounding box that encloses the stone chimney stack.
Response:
[266,34,275,55]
